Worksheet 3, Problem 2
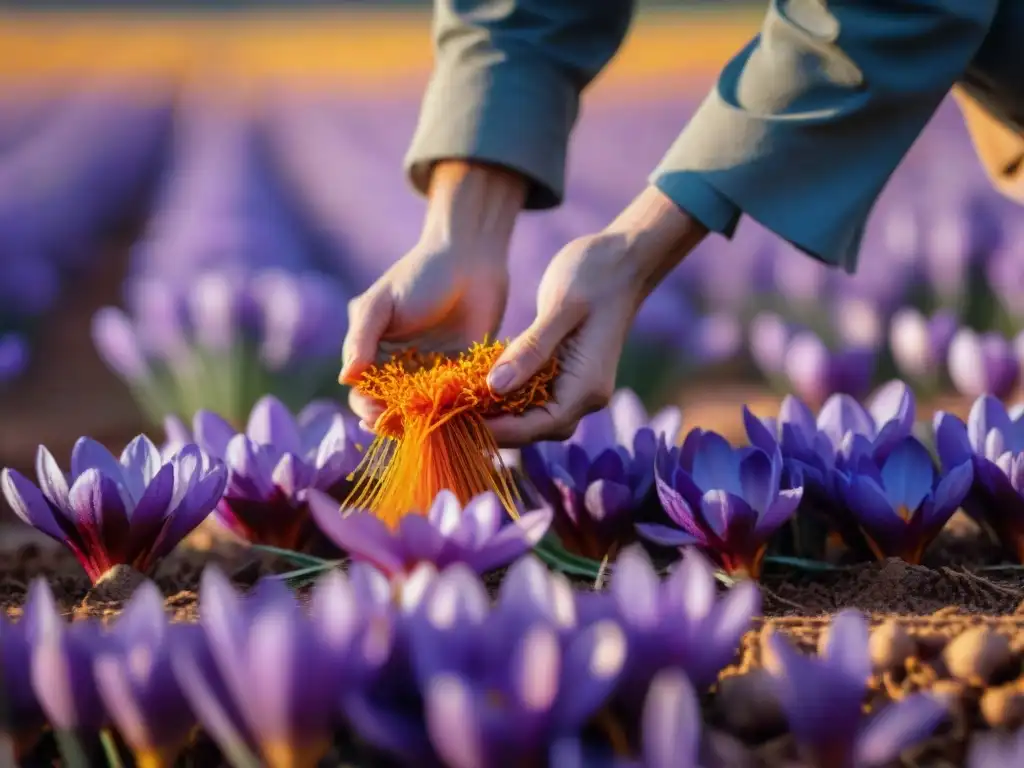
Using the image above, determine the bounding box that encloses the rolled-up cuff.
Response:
[405,58,577,210]
[651,170,742,239]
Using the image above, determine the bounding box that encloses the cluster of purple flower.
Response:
[8,383,1024,591]
[0,552,949,767]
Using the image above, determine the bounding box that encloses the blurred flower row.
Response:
[2,555,954,767]
[2,81,1023,422]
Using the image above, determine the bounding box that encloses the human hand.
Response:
[485,185,708,446]
[340,161,526,428]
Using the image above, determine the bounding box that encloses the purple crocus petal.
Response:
[749,311,792,376]
[195,568,250,696]
[648,406,684,447]
[925,460,973,523]
[690,433,743,496]
[868,380,914,430]
[583,479,633,523]
[119,435,163,506]
[700,490,756,543]
[967,395,1014,454]
[843,475,906,556]
[949,329,1020,399]
[573,401,621,456]
[246,395,303,456]
[820,609,870,681]
[428,490,465,535]
[424,675,484,768]
[193,410,238,460]
[553,620,626,727]
[270,453,309,499]
[653,475,707,543]
[778,394,816,436]
[396,514,447,566]
[469,508,553,573]
[880,438,936,512]
[186,272,242,352]
[933,411,973,470]
[91,307,151,382]
[641,670,701,768]
[743,406,779,457]
[636,522,703,548]
[31,620,107,733]
[817,394,875,447]
[738,449,775,514]
[307,493,404,575]
[70,437,127,487]
[1,468,67,542]
[125,461,175,560]
[707,580,762,672]
[755,487,803,539]
[224,435,276,500]
[854,693,948,766]
[609,547,661,628]
[68,468,131,567]
[455,493,505,545]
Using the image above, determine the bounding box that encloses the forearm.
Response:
[605,186,709,296]
[421,160,528,252]
[406,0,634,210]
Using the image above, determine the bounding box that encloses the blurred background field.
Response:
[0,0,1018,475]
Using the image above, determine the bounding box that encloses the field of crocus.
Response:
[5,8,1024,768]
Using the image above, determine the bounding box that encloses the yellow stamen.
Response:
[343,341,558,527]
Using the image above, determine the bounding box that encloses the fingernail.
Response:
[488,364,515,393]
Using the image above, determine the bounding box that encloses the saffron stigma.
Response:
[342,341,558,527]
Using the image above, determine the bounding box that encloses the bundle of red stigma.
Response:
[342,341,558,527]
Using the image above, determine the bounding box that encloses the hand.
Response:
[340,161,527,428]
[485,185,709,446]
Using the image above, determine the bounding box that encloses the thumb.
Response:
[488,306,582,395]
[340,290,394,384]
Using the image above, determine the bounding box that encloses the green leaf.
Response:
[533,535,604,579]
[761,555,839,572]
[269,561,341,584]
[249,544,335,569]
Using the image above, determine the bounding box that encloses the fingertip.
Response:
[349,390,384,427]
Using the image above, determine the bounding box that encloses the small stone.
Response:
[942,627,1012,685]
[869,621,916,674]
[716,670,786,740]
[82,564,149,605]
[980,684,1024,729]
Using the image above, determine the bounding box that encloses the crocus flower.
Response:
[91,267,349,426]
[172,568,359,768]
[409,564,627,768]
[30,588,108,735]
[604,545,759,698]
[0,580,56,754]
[549,668,705,768]
[346,341,558,526]
[521,388,682,560]
[783,331,877,407]
[1,436,226,583]
[639,424,803,578]
[309,489,552,578]
[888,308,958,388]
[750,381,916,555]
[188,395,369,549]
[765,609,947,767]
[935,396,1024,559]
[94,582,198,768]
[948,329,1019,400]
[749,311,793,380]
[839,435,973,563]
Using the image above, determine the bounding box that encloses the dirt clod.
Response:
[941,627,1012,685]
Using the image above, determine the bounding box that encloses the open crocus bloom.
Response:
[639,424,803,579]
[1,436,226,583]
[839,435,972,564]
